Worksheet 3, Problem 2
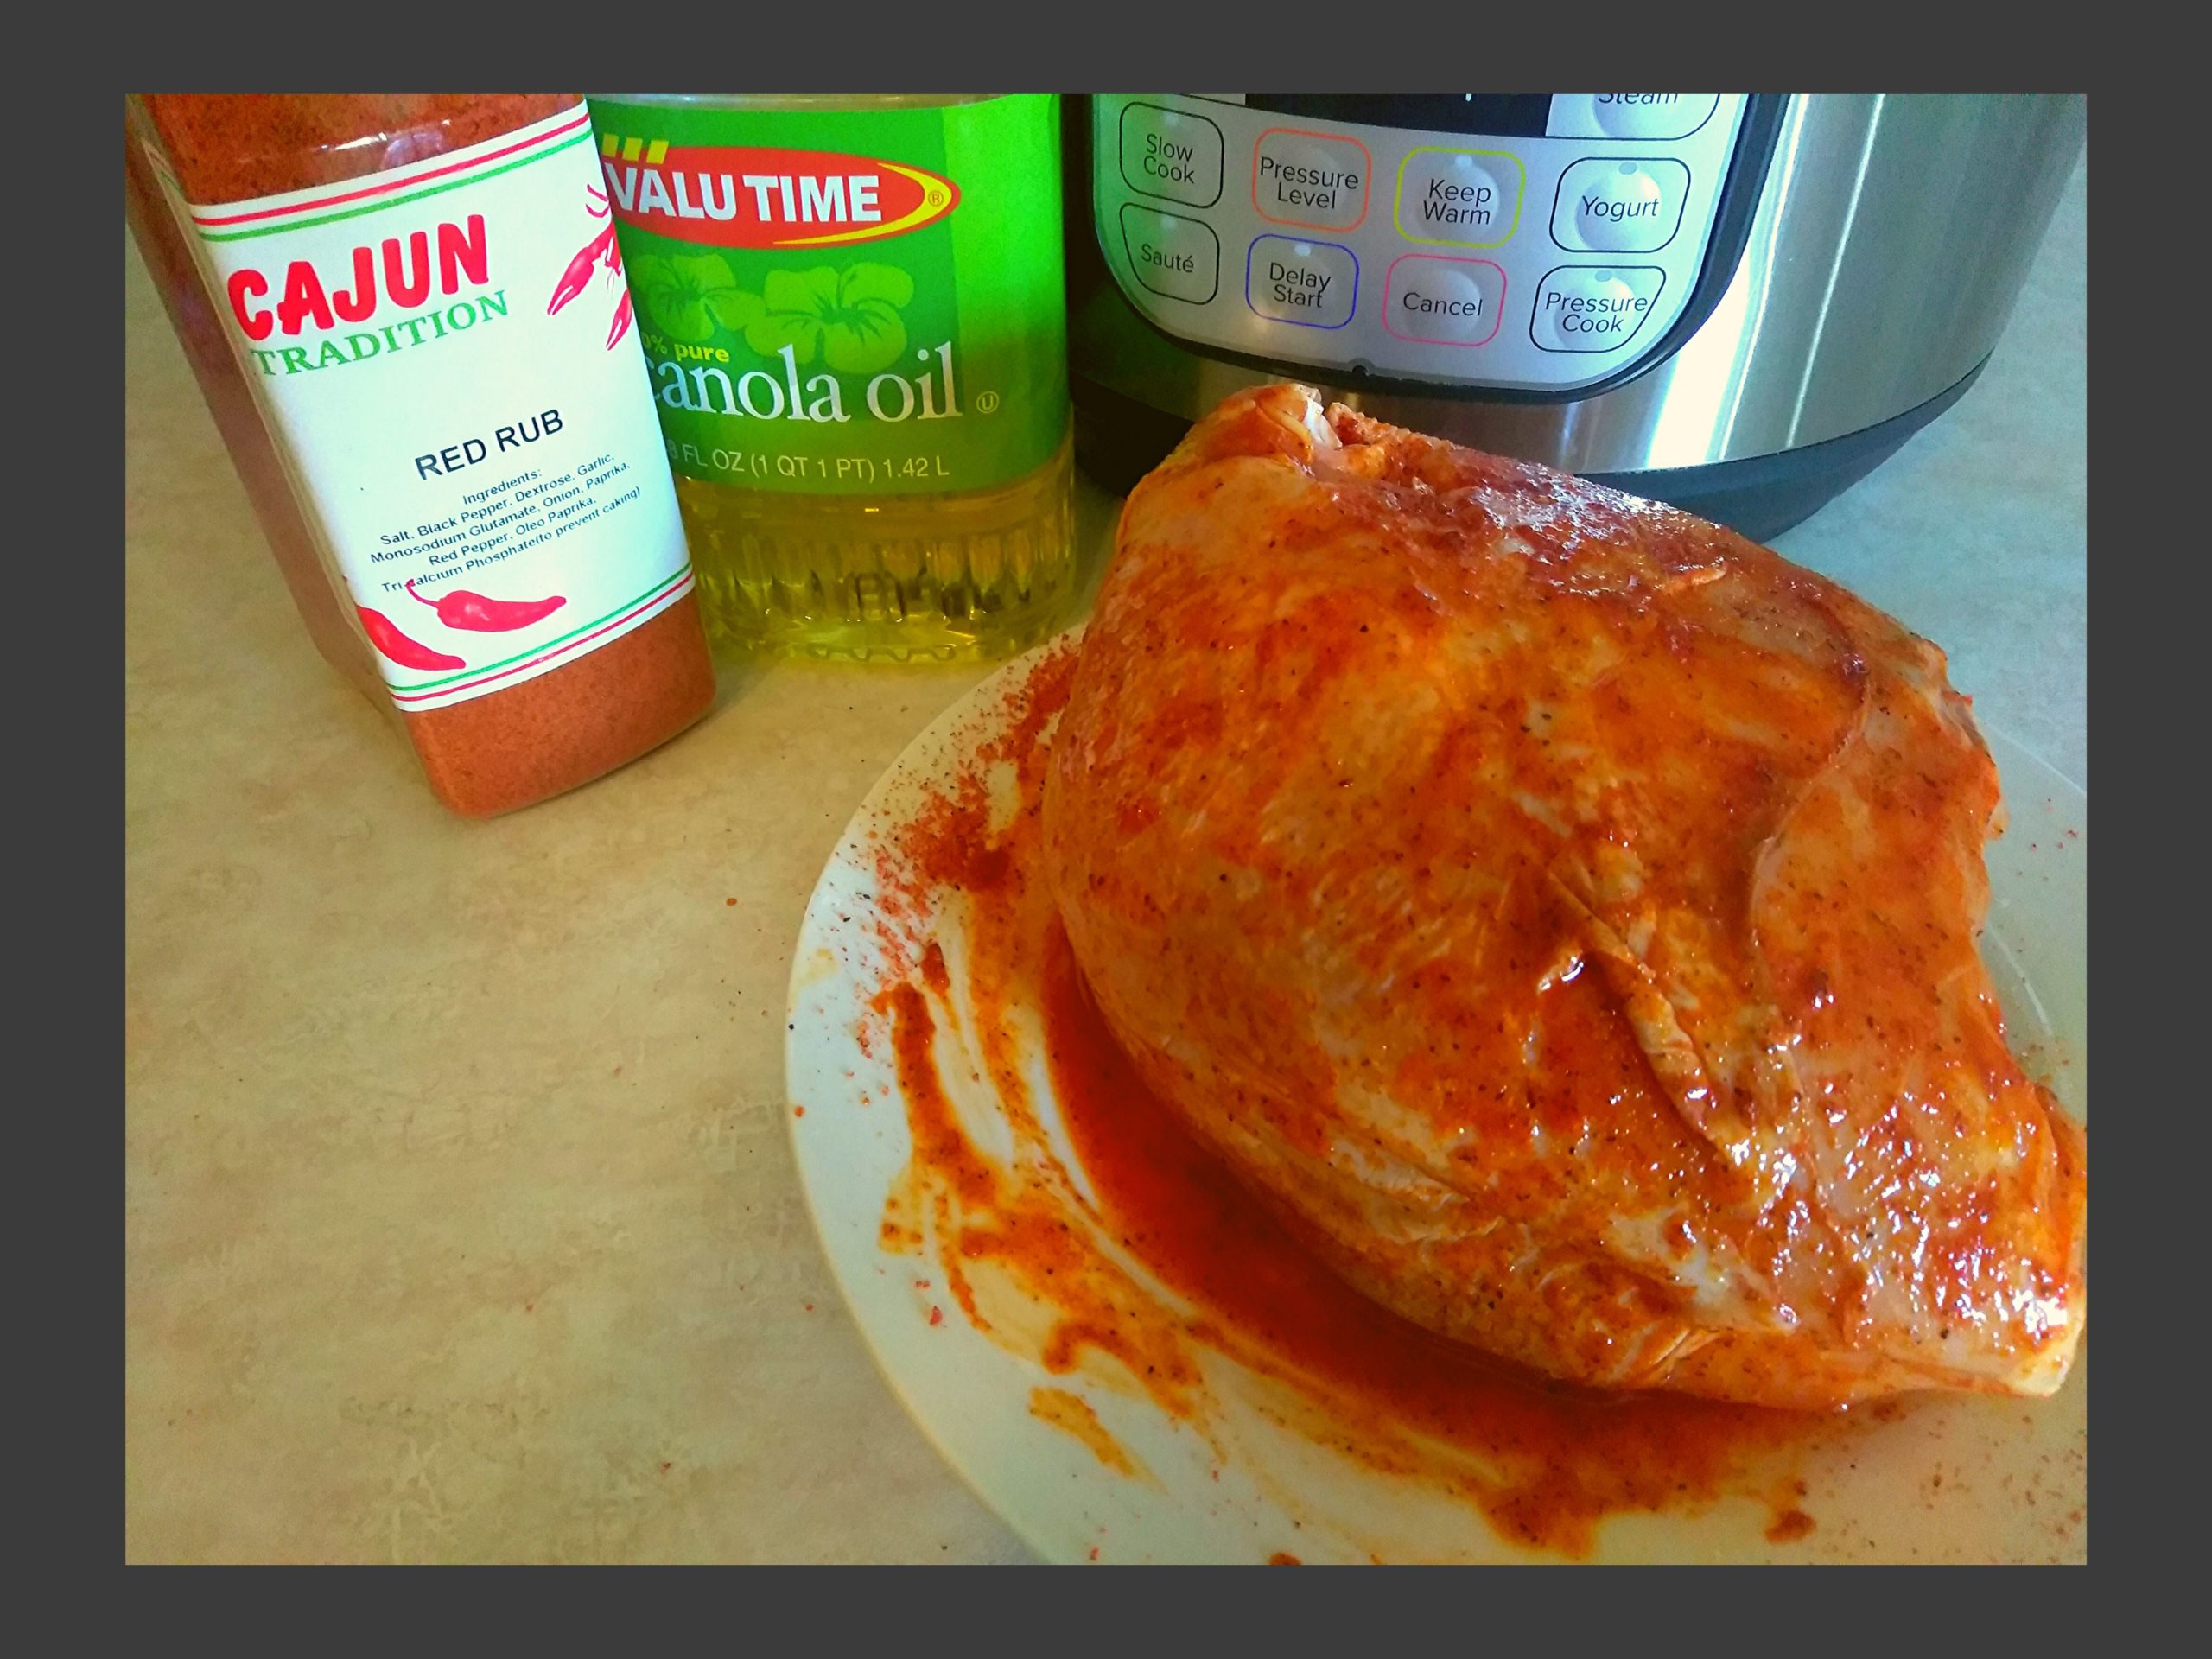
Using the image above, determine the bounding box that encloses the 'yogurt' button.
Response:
[1545,94,1719,141]
[1552,158,1689,252]
[1119,101,1224,208]
[1530,265,1667,353]
[1253,128,1371,231]
[1120,205,1220,305]
[1246,235,1357,329]
[1382,254,1505,346]
[1395,148,1523,247]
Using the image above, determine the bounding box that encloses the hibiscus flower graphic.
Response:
[628,255,915,376]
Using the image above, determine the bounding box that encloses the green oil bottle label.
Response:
[587,96,1067,497]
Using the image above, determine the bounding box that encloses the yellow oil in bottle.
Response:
[588,92,1077,663]
[675,432,1075,663]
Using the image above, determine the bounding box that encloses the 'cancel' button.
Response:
[1383,254,1505,346]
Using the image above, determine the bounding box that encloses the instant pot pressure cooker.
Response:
[1068,94,2085,537]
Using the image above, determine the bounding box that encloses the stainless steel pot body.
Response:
[1071,94,2085,478]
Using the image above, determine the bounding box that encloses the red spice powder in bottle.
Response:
[127,94,715,817]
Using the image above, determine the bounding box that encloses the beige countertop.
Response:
[124,158,2085,1563]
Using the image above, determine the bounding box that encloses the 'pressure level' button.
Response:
[1119,101,1224,209]
[1552,158,1689,252]
[1530,265,1667,353]
[1253,128,1371,232]
[1121,205,1219,305]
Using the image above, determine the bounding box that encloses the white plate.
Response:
[785,643,2087,1565]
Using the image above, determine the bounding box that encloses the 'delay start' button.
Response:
[1253,128,1371,232]
[1531,265,1667,353]
[1121,205,1220,305]
[1119,101,1224,208]
[1383,254,1504,346]
[1247,235,1357,329]
[1395,148,1523,248]
[1551,157,1690,253]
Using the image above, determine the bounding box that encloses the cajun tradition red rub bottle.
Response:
[126,94,715,817]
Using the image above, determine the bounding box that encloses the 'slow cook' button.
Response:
[1253,127,1371,231]
[1552,158,1688,252]
[1383,254,1505,346]
[1531,265,1667,353]
[1395,148,1523,247]
[1247,235,1358,329]
[1119,101,1224,208]
[1121,204,1220,305]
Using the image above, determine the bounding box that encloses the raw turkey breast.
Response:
[1042,385,2086,1411]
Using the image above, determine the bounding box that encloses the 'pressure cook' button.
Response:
[1121,205,1220,305]
[1119,101,1224,208]
[1247,235,1357,329]
[1552,158,1689,252]
[1395,148,1523,247]
[1382,254,1505,346]
[1545,94,1719,141]
[1253,128,1371,231]
[1531,265,1667,353]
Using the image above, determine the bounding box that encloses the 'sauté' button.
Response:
[1121,205,1220,304]
[1119,102,1224,209]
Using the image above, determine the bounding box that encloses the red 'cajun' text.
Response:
[227,215,490,341]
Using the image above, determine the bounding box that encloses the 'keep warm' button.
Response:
[1531,265,1667,353]
[1247,236,1358,330]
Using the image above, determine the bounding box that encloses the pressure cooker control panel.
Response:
[1093,94,1751,394]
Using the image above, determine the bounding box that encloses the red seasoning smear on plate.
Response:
[1028,1387,1153,1484]
[861,640,1833,1559]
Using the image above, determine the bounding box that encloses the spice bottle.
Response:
[585,94,1075,664]
[126,94,716,817]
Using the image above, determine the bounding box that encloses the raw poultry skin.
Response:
[1042,385,2086,1411]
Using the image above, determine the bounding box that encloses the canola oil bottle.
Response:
[586,93,1075,663]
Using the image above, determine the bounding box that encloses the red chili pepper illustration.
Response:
[358,606,466,671]
[406,578,567,633]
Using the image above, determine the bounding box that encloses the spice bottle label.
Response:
[162,104,696,712]
[585,96,1068,498]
